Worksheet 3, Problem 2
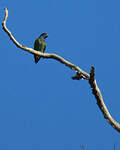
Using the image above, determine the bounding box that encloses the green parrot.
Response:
[34,33,48,63]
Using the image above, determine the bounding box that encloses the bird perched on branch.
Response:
[34,32,48,63]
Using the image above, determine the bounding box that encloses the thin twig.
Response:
[114,144,116,150]
[2,8,120,133]
[80,145,86,150]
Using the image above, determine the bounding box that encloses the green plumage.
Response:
[34,33,48,63]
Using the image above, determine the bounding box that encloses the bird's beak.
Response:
[46,34,48,38]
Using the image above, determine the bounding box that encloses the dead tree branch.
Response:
[89,67,120,133]
[2,8,120,133]
[80,145,86,150]
[2,8,89,80]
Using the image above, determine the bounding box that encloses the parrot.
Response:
[34,32,48,63]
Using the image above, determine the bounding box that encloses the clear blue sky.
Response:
[0,0,120,150]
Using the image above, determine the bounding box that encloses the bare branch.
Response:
[2,8,120,133]
[89,67,120,133]
[114,144,116,150]
[2,8,89,80]
[80,145,86,150]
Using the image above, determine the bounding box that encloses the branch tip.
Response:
[90,66,95,78]
[89,66,95,86]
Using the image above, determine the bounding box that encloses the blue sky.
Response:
[0,0,120,150]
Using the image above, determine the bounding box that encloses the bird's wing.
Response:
[34,39,42,51]
[43,43,46,52]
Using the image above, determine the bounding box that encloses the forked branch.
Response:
[2,8,120,133]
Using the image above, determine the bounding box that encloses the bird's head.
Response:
[40,33,48,39]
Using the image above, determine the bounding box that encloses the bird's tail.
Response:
[34,54,41,64]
